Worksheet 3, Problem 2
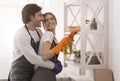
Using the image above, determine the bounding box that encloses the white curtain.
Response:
[0,0,64,79]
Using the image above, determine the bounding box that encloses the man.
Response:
[9,4,62,81]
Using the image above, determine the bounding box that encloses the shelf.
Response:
[85,29,104,35]
[64,31,81,35]
[65,0,80,6]
[64,0,108,71]
[66,60,81,68]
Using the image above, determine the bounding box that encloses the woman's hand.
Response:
[69,29,80,41]
[53,60,63,74]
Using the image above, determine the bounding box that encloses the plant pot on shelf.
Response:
[73,50,81,63]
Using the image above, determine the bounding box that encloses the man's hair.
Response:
[22,4,42,24]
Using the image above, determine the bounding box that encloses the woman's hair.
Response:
[22,4,42,24]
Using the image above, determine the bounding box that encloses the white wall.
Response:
[108,0,120,81]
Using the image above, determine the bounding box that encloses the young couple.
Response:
[9,4,80,81]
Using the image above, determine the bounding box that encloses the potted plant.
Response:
[73,49,81,63]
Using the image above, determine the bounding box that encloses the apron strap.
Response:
[25,25,41,53]
[25,25,41,41]
[8,73,10,81]
[35,28,41,39]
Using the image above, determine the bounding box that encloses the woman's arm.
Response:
[41,41,55,61]
[41,29,80,61]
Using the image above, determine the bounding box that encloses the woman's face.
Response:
[44,14,57,31]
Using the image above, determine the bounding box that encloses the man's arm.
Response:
[15,33,55,69]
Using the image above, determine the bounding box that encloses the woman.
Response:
[31,12,62,81]
[31,12,80,81]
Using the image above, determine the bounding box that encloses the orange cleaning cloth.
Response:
[52,37,70,54]
[52,29,80,54]
[69,29,80,41]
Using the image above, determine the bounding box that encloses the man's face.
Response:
[32,11,43,27]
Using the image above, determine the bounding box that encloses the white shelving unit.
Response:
[64,0,108,74]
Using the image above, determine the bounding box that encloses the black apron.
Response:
[8,25,41,81]
[31,39,58,81]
